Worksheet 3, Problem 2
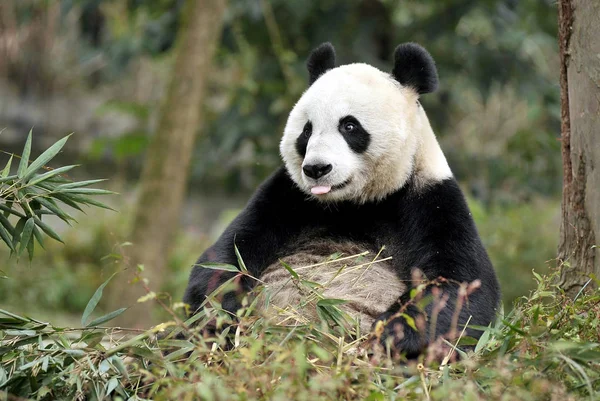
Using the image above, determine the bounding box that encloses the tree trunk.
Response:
[113,0,227,327]
[557,0,600,295]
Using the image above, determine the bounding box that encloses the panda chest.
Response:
[257,240,406,333]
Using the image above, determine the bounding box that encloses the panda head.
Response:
[280,42,452,203]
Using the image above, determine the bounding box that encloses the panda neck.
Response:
[412,106,453,188]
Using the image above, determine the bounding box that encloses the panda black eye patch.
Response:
[338,115,370,153]
[295,121,312,157]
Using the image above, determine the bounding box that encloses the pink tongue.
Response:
[311,186,331,195]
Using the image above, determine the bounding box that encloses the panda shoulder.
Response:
[409,178,477,229]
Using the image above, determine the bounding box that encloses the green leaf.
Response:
[456,336,479,346]
[18,218,35,258]
[475,324,493,354]
[34,195,74,223]
[0,365,7,387]
[0,223,15,252]
[197,262,240,273]
[86,307,127,327]
[2,200,12,218]
[32,225,45,249]
[126,346,162,363]
[5,329,37,337]
[57,188,114,195]
[79,331,105,348]
[17,129,32,178]
[27,165,78,186]
[0,174,17,183]
[55,179,107,189]
[109,356,129,380]
[316,298,347,306]
[234,243,248,273]
[158,339,194,348]
[0,203,26,218]
[11,217,26,253]
[105,377,119,396]
[0,175,19,186]
[33,217,64,243]
[0,308,29,321]
[22,134,72,182]
[59,193,116,211]
[400,313,417,331]
[0,213,14,236]
[1,154,13,178]
[364,391,385,401]
[26,230,34,261]
[81,272,118,326]
[279,259,299,279]
[43,191,85,212]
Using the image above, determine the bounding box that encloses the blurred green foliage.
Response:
[468,197,559,303]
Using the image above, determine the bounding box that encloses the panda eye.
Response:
[339,117,360,134]
[302,121,312,137]
[343,122,356,132]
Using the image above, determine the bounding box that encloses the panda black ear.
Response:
[307,42,336,85]
[392,43,438,95]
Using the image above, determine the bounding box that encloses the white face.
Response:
[280,63,451,203]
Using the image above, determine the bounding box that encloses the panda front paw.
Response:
[372,310,427,359]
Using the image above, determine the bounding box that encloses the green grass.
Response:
[1,266,598,401]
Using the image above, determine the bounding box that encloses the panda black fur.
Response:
[184,42,501,357]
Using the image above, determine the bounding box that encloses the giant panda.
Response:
[184,42,501,357]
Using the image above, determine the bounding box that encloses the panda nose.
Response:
[303,163,333,179]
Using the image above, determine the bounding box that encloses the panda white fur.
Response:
[184,42,501,357]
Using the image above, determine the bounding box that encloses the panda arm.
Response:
[183,167,304,315]
[377,179,500,357]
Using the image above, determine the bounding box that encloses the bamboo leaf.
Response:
[197,262,240,273]
[57,188,115,195]
[0,176,17,185]
[32,225,45,249]
[45,191,85,212]
[105,377,119,396]
[0,203,26,218]
[66,194,116,211]
[1,155,13,178]
[0,308,29,321]
[26,231,34,261]
[18,218,35,258]
[27,165,78,186]
[234,243,248,273]
[316,298,347,306]
[55,179,108,189]
[0,213,14,235]
[33,217,63,243]
[0,223,14,251]
[475,324,493,354]
[34,196,74,223]
[2,200,12,218]
[22,134,72,182]
[17,129,32,178]
[82,272,118,326]
[12,217,26,252]
[279,259,299,280]
[400,313,417,331]
[86,308,127,327]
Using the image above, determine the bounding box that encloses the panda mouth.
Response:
[332,178,352,191]
[310,178,351,195]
